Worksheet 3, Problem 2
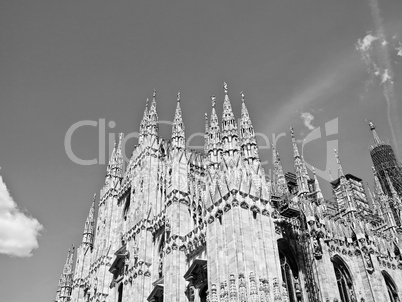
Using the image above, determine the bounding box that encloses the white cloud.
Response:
[0,175,43,257]
[396,43,402,57]
[380,69,393,84]
[356,33,378,53]
[300,112,315,130]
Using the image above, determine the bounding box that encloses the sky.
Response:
[0,1,402,301]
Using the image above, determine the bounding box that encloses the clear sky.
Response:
[0,1,401,301]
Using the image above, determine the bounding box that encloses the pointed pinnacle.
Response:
[290,126,297,144]
[368,120,382,145]
[118,133,123,147]
[177,92,181,102]
[211,95,216,107]
[153,89,156,99]
[290,126,301,158]
[334,148,344,177]
[366,182,375,202]
[223,82,228,95]
[368,120,375,131]
[240,91,245,102]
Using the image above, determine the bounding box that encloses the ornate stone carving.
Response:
[239,273,248,302]
[259,278,266,302]
[229,274,238,302]
[210,284,218,302]
[313,238,323,259]
[281,282,289,302]
[249,272,258,302]
[273,277,282,302]
[364,253,374,273]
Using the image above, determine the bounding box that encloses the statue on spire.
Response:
[368,120,382,146]
[290,127,309,195]
[312,167,324,204]
[211,95,216,107]
[171,92,185,150]
[334,148,344,178]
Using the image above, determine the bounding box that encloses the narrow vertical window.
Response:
[117,283,123,302]
[382,271,399,302]
[278,240,302,302]
[280,252,298,302]
[333,257,356,302]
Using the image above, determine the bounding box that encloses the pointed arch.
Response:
[382,271,399,302]
[277,239,302,302]
[332,255,356,302]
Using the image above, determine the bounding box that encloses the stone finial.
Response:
[211,95,216,107]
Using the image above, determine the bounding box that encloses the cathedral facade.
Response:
[55,85,402,302]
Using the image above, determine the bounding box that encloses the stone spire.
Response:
[57,246,75,302]
[138,98,149,145]
[366,181,383,219]
[272,144,289,196]
[221,82,239,156]
[290,127,309,195]
[312,167,324,204]
[55,273,63,302]
[334,148,355,214]
[204,113,209,154]
[385,171,402,224]
[147,89,159,137]
[373,167,396,227]
[107,133,124,179]
[368,120,383,146]
[207,96,222,166]
[171,92,185,150]
[334,148,344,178]
[239,91,259,163]
[65,245,75,274]
[82,194,96,247]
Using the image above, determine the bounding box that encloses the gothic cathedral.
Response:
[55,84,402,302]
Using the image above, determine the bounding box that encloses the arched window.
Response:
[278,240,302,302]
[333,256,356,302]
[382,271,399,302]
[158,233,165,279]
